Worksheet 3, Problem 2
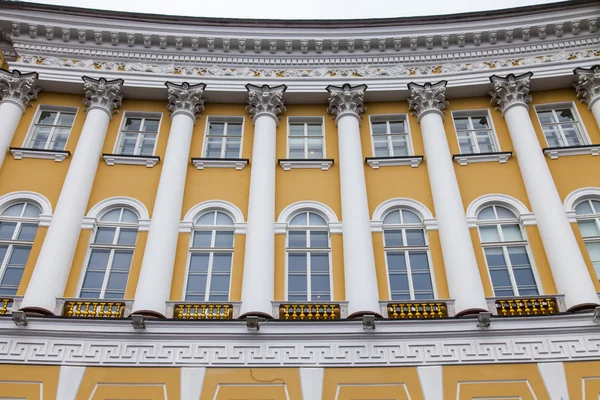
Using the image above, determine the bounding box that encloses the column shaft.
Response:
[590,100,600,128]
[0,101,24,167]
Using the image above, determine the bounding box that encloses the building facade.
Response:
[0,1,599,398]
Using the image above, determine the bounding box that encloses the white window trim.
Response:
[276,200,341,234]
[543,144,600,160]
[368,114,414,158]
[82,196,150,231]
[534,102,591,149]
[0,191,53,227]
[466,194,535,228]
[286,116,326,159]
[201,116,245,160]
[21,104,79,156]
[112,111,163,157]
[283,211,334,302]
[451,109,501,155]
[564,187,600,222]
[278,159,333,171]
[181,200,246,234]
[371,198,437,232]
[102,153,160,168]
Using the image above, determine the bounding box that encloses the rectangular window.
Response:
[116,114,161,156]
[536,105,587,147]
[287,118,325,159]
[25,108,76,151]
[203,118,243,159]
[369,116,411,157]
[452,112,498,154]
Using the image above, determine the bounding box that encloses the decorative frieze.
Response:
[0,69,40,111]
[489,72,533,114]
[407,81,448,119]
[326,83,367,121]
[165,81,206,120]
[82,76,124,116]
[245,84,286,121]
[574,65,600,108]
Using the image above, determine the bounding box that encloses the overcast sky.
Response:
[26,0,564,19]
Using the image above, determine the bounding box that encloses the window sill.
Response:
[452,151,512,166]
[191,157,249,170]
[10,147,70,162]
[543,144,600,159]
[365,156,423,169]
[103,153,160,168]
[278,158,334,171]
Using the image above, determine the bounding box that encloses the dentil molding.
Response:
[407,81,448,120]
[0,69,40,111]
[574,65,600,109]
[245,84,287,121]
[489,72,533,115]
[82,76,124,116]
[165,81,206,120]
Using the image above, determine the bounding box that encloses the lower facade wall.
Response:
[2,361,597,399]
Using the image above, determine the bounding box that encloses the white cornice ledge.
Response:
[103,153,159,167]
[453,151,512,166]
[278,159,334,171]
[543,144,600,159]
[191,157,249,170]
[10,147,70,162]
[366,156,423,169]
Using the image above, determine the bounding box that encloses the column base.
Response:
[19,307,55,316]
[130,310,166,319]
[454,308,489,318]
[238,311,274,320]
[567,302,600,313]
[347,311,383,319]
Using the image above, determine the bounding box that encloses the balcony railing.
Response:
[495,297,559,316]
[386,302,449,319]
[173,303,234,320]
[63,300,126,318]
[278,303,341,320]
[0,298,12,315]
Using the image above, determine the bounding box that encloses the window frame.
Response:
[284,210,334,302]
[368,114,413,158]
[201,116,245,159]
[451,109,500,155]
[182,209,235,302]
[534,102,590,148]
[476,205,543,297]
[381,208,437,301]
[286,117,326,159]
[76,207,139,300]
[573,199,600,280]
[22,105,78,151]
[113,112,163,157]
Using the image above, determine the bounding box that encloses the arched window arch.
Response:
[286,210,331,301]
[477,204,539,297]
[382,208,435,300]
[184,210,234,301]
[78,207,139,299]
[573,199,600,280]
[0,201,42,295]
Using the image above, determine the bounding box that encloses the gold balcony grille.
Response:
[279,303,341,320]
[63,301,125,318]
[387,302,448,319]
[0,298,12,315]
[173,303,233,320]
[495,297,558,316]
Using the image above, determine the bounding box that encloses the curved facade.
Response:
[0,1,600,398]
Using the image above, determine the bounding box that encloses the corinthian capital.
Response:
[407,81,448,121]
[82,76,124,117]
[574,65,600,109]
[489,72,533,115]
[326,83,367,122]
[0,69,41,112]
[165,81,206,120]
[245,84,287,122]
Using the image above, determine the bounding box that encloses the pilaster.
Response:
[0,69,40,112]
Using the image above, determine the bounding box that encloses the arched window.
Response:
[0,202,41,295]
[383,208,434,300]
[574,199,600,279]
[79,207,138,299]
[185,210,234,301]
[477,205,538,297]
[286,211,331,301]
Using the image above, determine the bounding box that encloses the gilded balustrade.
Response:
[63,300,125,318]
[279,303,340,320]
[387,302,448,319]
[173,303,233,320]
[495,297,558,316]
[0,298,12,315]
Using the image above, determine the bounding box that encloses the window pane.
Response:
[124,118,142,131]
[405,229,425,246]
[17,224,38,241]
[383,210,401,225]
[386,252,406,271]
[290,213,307,226]
[104,291,125,300]
[216,212,233,225]
[196,212,215,225]
[29,127,51,149]
[101,209,121,222]
[213,253,232,272]
[371,122,387,134]
[402,210,421,224]
[389,273,410,293]
[496,206,516,219]
[0,246,7,264]
[49,128,70,150]
[311,254,329,272]
[537,111,555,124]
[139,134,156,155]
[476,131,495,153]
[288,231,307,248]
[389,121,406,134]
[0,222,17,239]
[88,249,110,269]
[478,206,496,221]
[490,269,513,294]
[457,133,475,154]
[479,226,500,242]
[507,246,531,267]
[112,251,133,271]
[224,137,241,158]
[513,267,537,291]
[2,204,23,217]
[95,227,116,244]
[288,275,307,294]
[189,254,210,272]
[384,230,404,247]
[56,112,75,126]
[289,124,304,136]
[227,123,242,137]
[473,116,490,129]
[289,137,305,158]
[309,231,328,248]
[373,135,389,157]
[408,252,429,270]
[193,231,212,248]
[119,132,138,155]
[186,275,207,295]
[585,242,600,279]
[288,253,307,273]
[23,204,40,218]
[205,137,223,158]
[556,109,575,122]
[1,266,25,287]
[578,220,600,238]
[562,124,584,146]
[453,117,469,131]
[209,274,230,294]
[542,125,564,147]
[484,247,507,267]
[7,246,30,266]
[117,229,138,245]
[121,209,138,223]
[143,119,160,132]
[501,224,523,241]
[412,271,433,291]
[215,231,234,248]
[309,213,327,226]
[576,201,594,215]
[38,111,57,125]
[106,271,129,291]
[310,275,330,295]
[306,123,322,136]
[82,271,105,290]
[307,137,323,158]
[592,200,600,213]
[391,135,408,156]
[208,122,225,135]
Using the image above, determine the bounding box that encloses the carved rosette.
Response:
[82,76,124,117]
[165,81,206,120]
[574,65,600,109]
[489,72,533,114]
[407,81,448,120]
[0,69,41,112]
[245,84,287,122]
[326,83,367,122]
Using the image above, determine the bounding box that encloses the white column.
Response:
[300,368,324,400]
[0,69,40,169]
[537,362,569,400]
[574,65,600,129]
[132,82,205,317]
[327,84,380,317]
[417,366,443,400]
[491,72,600,310]
[408,81,488,315]
[239,84,286,318]
[21,77,123,313]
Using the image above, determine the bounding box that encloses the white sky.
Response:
[26,0,564,20]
